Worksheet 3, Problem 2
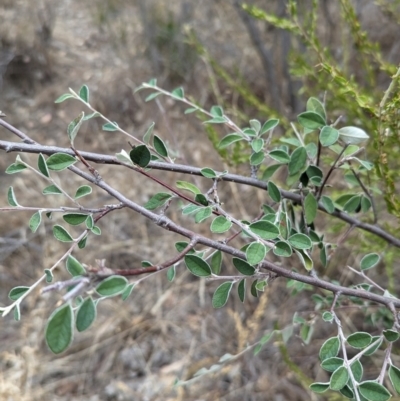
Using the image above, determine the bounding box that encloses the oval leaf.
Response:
[130,145,151,167]
[66,255,86,276]
[210,216,232,233]
[46,153,77,171]
[233,257,256,276]
[288,147,307,176]
[45,303,74,354]
[304,192,318,225]
[297,111,326,129]
[267,181,281,202]
[53,225,73,242]
[339,126,369,145]
[360,253,380,271]
[246,242,267,265]
[184,255,211,277]
[96,276,128,297]
[212,281,234,308]
[320,126,339,147]
[144,193,172,210]
[9,286,30,301]
[358,381,391,401]
[288,233,312,249]
[249,221,279,240]
[153,135,169,157]
[63,213,88,225]
[76,297,96,332]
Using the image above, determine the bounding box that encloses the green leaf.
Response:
[76,297,96,332]
[210,105,224,117]
[358,381,391,401]
[43,184,62,195]
[238,279,246,302]
[66,255,86,276]
[288,147,307,176]
[319,337,340,361]
[45,303,74,354]
[309,382,330,394]
[321,357,343,372]
[306,97,326,120]
[145,92,162,102]
[171,86,184,99]
[347,332,372,349]
[200,167,217,178]
[343,195,361,213]
[322,311,333,322]
[63,213,88,225]
[249,221,279,240]
[212,281,234,308]
[251,138,264,153]
[361,195,372,212]
[96,276,128,297]
[267,181,281,202]
[246,242,267,265]
[29,211,42,233]
[184,107,198,114]
[261,164,282,181]
[67,111,85,144]
[297,111,326,129]
[364,337,383,356]
[249,119,261,134]
[268,149,290,163]
[130,145,151,167]
[184,255,211,277]
[218,133,243,148]
[195,193,209,206]
[232,257,256,276]
[78,85,89,102]
[260,119,279,135]
[182,204,202,215]
[250,151,265,166]
[288,233,312,249]
[166,266,175,282]
[7,187,19,207]
[304,192,318,225]
[383,329,399,342]
[294,249,313,270]
[210,216,232,233]
[143,122,155,143]
[351,359,363,382]
[329,366,349,391]
[91,226,101,235]
[321,195,335,214]
[176,181,201,195]
[251,280,259,297]
[5,162,27,174]
[320,126,339,147]
[38,153,50,177]
[46,153,77,171]
[153,135,169,157]
[360,253,380,270]
[195,206,212,223]
[55,93,75,103]
[53,225,73,242]
[339,126,369,145]
[44,269,53,283]
[78,235,87,249]
[83,112,100,121]
[389,365,400,395]
[74,185,92,199]
[273,241,292,257]
[120,283,135,300]
[9,286,29,301]
[144,193,172,210]
[211,251,222,275]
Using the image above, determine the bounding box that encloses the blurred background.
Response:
[1,1,400,400]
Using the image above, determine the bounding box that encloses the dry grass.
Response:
[1,1,400,400]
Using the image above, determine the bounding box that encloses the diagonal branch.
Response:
[1,137,399,248]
